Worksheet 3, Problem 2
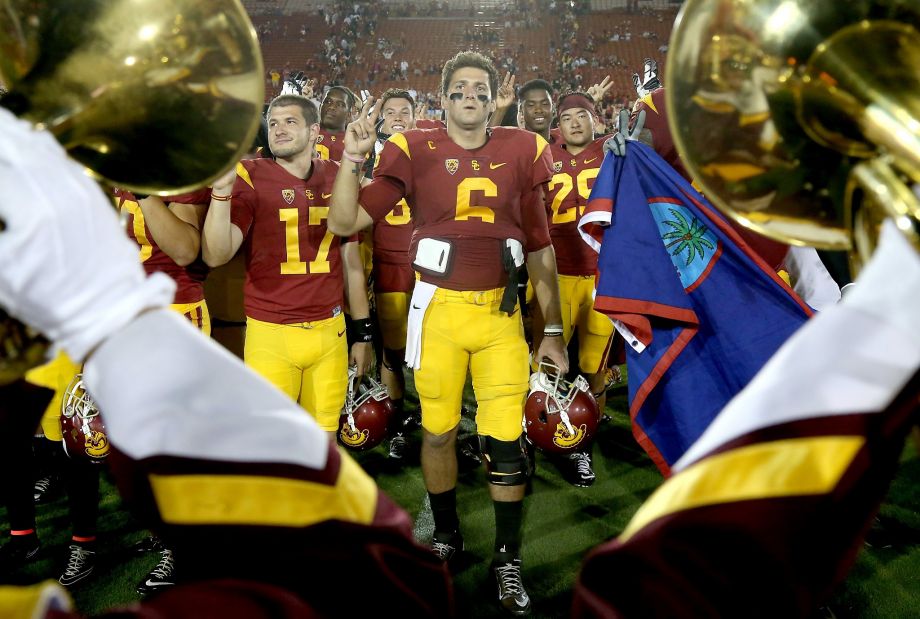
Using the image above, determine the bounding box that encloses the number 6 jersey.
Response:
[359,127,555,291]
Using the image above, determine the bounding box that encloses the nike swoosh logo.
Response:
[584,157,598,164]
[322,193,333,199]
[412,305,421,310]
[144,579,173,587]
[489,162,507,169]
[337,329,346,337]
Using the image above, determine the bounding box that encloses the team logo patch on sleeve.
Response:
[282,189,295,204]
[445,159,459,175]
[553,161,563,173]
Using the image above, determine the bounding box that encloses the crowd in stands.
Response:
[252,0,677,132]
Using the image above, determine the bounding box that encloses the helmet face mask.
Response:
[524,361,600,454]
[61,374,110,461]
[338,367,394,451]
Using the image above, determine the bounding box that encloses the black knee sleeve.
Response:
[479,435,530,486]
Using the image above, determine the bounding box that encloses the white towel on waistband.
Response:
[405,280,438,371]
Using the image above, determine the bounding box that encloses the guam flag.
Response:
[578,142,812,475]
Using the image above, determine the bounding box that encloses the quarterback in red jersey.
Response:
[315,86,357,161]
[538,92,617,488]
[202,94,372,436]
[329,51,568,616]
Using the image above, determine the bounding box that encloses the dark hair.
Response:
[381,88,415,110]
[518,79,553,102]
[324,85,357,110]
[266,94,319,125]
[441,51,498,98]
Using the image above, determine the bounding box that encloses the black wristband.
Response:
[349,317,374,343]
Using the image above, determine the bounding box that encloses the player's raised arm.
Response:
[328,97,381,236]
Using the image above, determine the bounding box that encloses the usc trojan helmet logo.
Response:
[553,421,588,449]
[524,361,600,455]
[337,367,394,452]
[61,375,110,462]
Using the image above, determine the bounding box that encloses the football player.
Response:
[534,91,617,487]
[315,86,358,161]
[328,51,569,616]
[368,88,419,460]
[201,94,373,438]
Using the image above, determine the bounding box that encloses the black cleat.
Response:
[562,451,596,487]
[59,544,96,587]
[491,557,531,616]
[430,530,463,563]
[33,475,61,503]
[388,433,409,460]
[0,535,40,574]
[136,547,176,596]
[132,535,166,554]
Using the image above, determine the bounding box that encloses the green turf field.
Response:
[2,383,918,617]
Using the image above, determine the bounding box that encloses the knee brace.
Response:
[479,435,531,486]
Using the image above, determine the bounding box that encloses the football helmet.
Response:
[524,361,600,454]
[338,367,394,451]
[60,374,110,462]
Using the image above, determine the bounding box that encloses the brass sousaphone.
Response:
[666,0,920,264]
[0,0,265,384]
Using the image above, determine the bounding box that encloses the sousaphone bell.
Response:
[0,0,265,385]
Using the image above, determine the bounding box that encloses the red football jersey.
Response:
[314,128,346,161]
[231,158,352,323]
[359,127,554,291]
[372,197,414,293]
[114,190,208,304]
[547,137,606,276]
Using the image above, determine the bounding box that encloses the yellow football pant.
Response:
[415,287,529,441]
[533,275,614,374]
[376,291,411,351]
[244,314,348,431]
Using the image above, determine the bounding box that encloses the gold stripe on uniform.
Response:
[149,452,378,527]
[389,132,411,159]
[619,435,865,542]
[534,132,549,163]
[236,162,254,189]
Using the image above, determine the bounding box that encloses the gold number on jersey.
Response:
[308,206,333,274]
[548,168,600,223]
[120,199,153,263]
[385,198,411,225]
[576,167,599,203]
[315,144,330,160]
[548,173,575,224]
[278,207,335,275]
[279,208,307,274]
[455,177,497,223]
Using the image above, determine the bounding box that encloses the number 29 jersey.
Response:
[359,126,554,291]
[231,158,351,324]
[546,137,606,276]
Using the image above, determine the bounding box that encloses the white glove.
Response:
[604,109,646,157]
[0,108,175,362]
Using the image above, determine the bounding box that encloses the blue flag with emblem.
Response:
[578,142,812,476]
